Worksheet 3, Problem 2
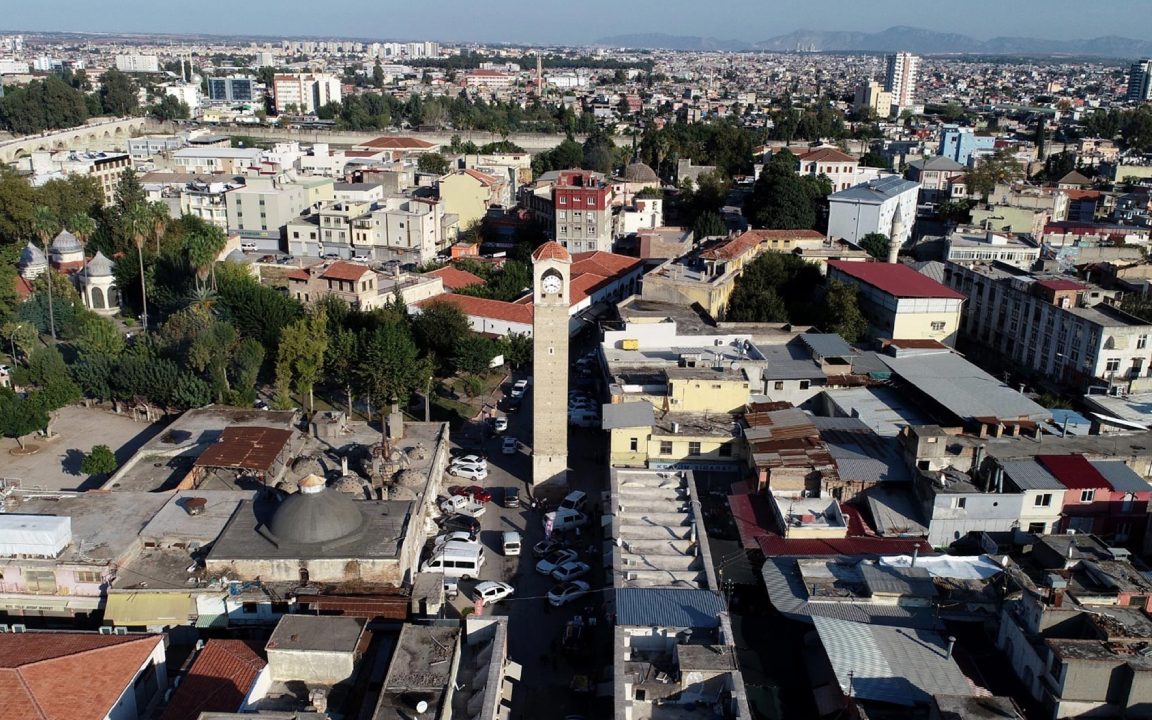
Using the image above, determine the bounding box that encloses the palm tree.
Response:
[126,205,151,332]
[147,202,170,254]
[31,205,58,343]
[184,221,228,291]
[67,213,97,249]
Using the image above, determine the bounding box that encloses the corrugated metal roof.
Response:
[880,352,1050,422]
[800,333,853,359]
[861,564,937,597]
[1038,454,1109,490]
[1090,461,1152,493]
[829,176,920,204]
[812,616,978,707]
[999,460,1064,491]
[615,588,725,628]
[194,426,294,471]
[601,402,655,430]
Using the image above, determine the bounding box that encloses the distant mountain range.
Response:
[595,26,1152,59]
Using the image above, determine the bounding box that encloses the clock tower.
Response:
[530,241,571,487]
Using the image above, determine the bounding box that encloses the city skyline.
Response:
[3,0,1152,46]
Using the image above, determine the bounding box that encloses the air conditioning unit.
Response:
[99,626,114,635]
[11,624,26,633]
[0,624,8,633]
[113,627,128,635]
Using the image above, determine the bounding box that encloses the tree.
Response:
[75,317,125,359]
[1034,122,1047,161]
[229,338,264,406]
[417,152,450,175]
[726,252,823,323]
[326,326,361,415]
[2,322,37,365]
[820,280,868,343]
[746,150,818,230]
[413,301,473,375]
[216,266,302,351]
[859,233,891,261]
[66,213,96,249]
[453,335,496,376]
[99,68,139,116]
[0,75,89,134]
[189,319,239,402]
[181,215,228,290]
[358,323,427,419]
[692,211,728,240]
[968,149,1025,201]
[151,94,190,121]
[31,205,59,342]
[497,332,532,370]
[80,444,118,476]
[0,390,48,450]
[373,61,385,89]
[859,151,890,169]
[124,203,151,332]
[277,310,328,411]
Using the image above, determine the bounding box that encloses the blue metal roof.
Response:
[614,588,725,628]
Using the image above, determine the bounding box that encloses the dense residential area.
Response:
[10,16,1152,720]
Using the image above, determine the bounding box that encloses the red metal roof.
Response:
[1035,279,1086,292]
[160,640,267,720]
[194,426,294,471]
[1038,454,1109,490]
[756,534,932,557]
[828,260,966,300]
[296,593,409,620]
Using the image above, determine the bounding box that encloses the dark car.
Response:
[503,487,520,508]
[505,398,522,414]
[438,515,482,535]
[453,485,493,503]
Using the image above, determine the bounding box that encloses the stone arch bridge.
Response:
[0,117,159,165]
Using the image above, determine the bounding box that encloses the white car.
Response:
[434,531,478,550]
[510,379,528,397]
[472,581,515,606]
[449,465,489,481]
[548,580,590,607]
[536,549,579,575]
[451,454,487,467]
[0,364,11,376]
[494,417,509,432]
[551,561,591,582]
[501,437,518,455]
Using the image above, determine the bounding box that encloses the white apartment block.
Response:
[885,52,919,112]
[794,147,885,192]
[827,176,920,248]
[352,198,445,264]
[115,54,160,73]
[941,261,1152,389]
[272,73,341,115]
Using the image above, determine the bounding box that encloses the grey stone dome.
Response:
[51,230,82,254]
[19,243,47,269]
[226,248,254,264]
[623,162,658,183]
[266,474,365,546]
[84,251,115,278]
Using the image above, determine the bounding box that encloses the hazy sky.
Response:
[4,0,1151,45]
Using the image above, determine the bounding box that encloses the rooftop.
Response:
[828,260,966,300]
[382,624,460,692]
[828,175,920,204]
[267,615,367,654]
[160,640,267,720]
[193,426,295,472]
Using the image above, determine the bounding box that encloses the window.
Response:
[1117,522,1132,542]
[1035,493,1052,507]
[799,380,811,390]
[559,196,566,205]
[242,602,258,614]
[951,497,967,509]
[1106,358,1121,373]
[74,570,101,584]
[931,321,946,331]
[774,381,784,390]
[271,602,290,614]
[1140,335,1148,350]
[660,441,673,455]
[24,570,57,594]
[1027,522,1046,534]
[1080,489,1095,503]
[629,438,639,452]
[718,444,732,457]
[688,442,702,456]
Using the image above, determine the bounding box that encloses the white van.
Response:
[544,508,589,533]
[421,545,486,579]
[502,531,522,557]
[568,411,600,428]
[559,491,588,513]
[240,241,258,251]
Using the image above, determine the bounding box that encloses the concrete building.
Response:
[915,469,1024,546]
[226,176,309,248]
[828,260,965,345]
[944,228,1041,268]
[941,261,1152,390]
[905,156,967,205]
[794,147,884,192]
[853,80,891,118]
[206,76,256,103]
[349,197,446,264]
[827,176,919,250]
[553,170,613,252]
[265,615,366,685]
[939,125,996,166]
[272,73,340,115]
[531,242,571,486]
[28,151,133,206]
[173,147,263,175]
[1129,59,1152,103]
[884,52,919,113]
[439,168,507,229]
[115,54,160,73]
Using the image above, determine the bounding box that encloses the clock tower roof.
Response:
[532,241,571,263]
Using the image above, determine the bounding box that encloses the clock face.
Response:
[542,274,562,294]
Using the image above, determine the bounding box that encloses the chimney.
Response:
[911,543,920,567]
[309,688,328,714]
[945,636,956,660]
[341,456,348,476]
[184,497,207,516]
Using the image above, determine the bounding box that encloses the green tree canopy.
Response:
[98,69,139,116]
[746,150,819,230]
[417,152,450,175]
[819,279,868,343]
[859,233,891,261]
[80,444,118,476]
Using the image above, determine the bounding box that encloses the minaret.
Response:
[887,201,904,264]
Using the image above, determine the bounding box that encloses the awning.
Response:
[0,596,72,611]
[195,613,228,629]
[105,592,195,627]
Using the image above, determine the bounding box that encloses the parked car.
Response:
[444,578,459,600]
[453,485,493,503]
[439,494,486,518]
[551,561,591,582]
[451,454,488,467]
[536,549,579,575]
[510,379,528,397]
[502,437,518,455]
[494,416,509,432]
[503,487,520,509]
[439,515,482,536]
[548,581,591,607]
[502,531,522,556]
[472,581,515,607]
[533,539,567,557]
[433,531,478,549]
[504,398,522,414]
[560,491,588,513]
[448,464,489,481]
[450,448,488,461]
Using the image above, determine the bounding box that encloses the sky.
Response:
[4,0,1152,45]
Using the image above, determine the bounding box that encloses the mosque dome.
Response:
[622,162,659,184]
[51,230,83,255]
[19,243,47,270]
[84,251,115,278]
[266,474,365,546]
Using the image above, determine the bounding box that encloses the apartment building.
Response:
[827,176,919,249]
[828,260,965,345]
[884,52,919,113]
[225,176,310,248]
[853,80,891,118]
[940,261,1152,389]
[272,73,341,115]
[944,228,1042,269]
[206,76,256,103]
[350,198,446,264]
[114,54,159,73]
[794,147,884,192]
[905,156,967,205]
[172,147,263,174]
[553,170,613,252]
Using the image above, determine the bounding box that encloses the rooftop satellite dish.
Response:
[416,700,429,714]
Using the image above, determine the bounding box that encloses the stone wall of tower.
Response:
[531,254,571,487]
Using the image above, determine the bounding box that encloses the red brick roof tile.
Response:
[357,136,436,150]
[532,241,571,263]
[416,295,533,326]
[797,148,859,164]
[160,640,267,720]
[320,261,375,282]
[427,266,485,291]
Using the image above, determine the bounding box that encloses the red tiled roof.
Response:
[699,231,762,261]
[570,250,643,278]
[344,150,382,158]
[427,266,485,291]
[1039,454,1110,490]
[285,268,310,282]
[416,295,533,326]
[797,148,858,164]
[532,241,571,263]
[357,136,437,150]
[321,261,374,282]
[160,641,267,720]
[461,168,500,186]
[15,276,34,299]
[569,273,611,304]
[0,633,163,720]
[828,260,966,300]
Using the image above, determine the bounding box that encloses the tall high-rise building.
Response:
[884,52,920,112]
[1129,59,1152,103]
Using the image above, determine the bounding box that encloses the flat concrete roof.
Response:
[140,491,254,545]
[267,615,366,654]
[383,624,460,692]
